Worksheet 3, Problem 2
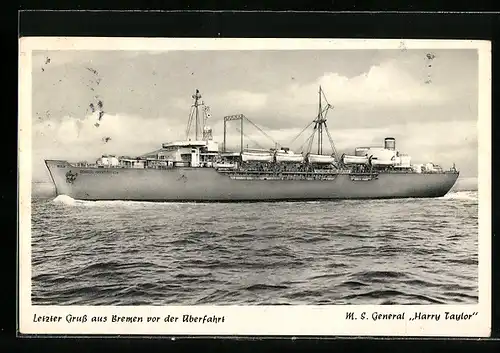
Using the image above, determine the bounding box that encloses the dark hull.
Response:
[45,160,459,201]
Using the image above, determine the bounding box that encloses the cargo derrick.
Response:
[233,86,340,178]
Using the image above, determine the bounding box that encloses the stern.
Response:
[436,170,460,197]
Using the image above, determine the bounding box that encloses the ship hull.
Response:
[45,160,459,201]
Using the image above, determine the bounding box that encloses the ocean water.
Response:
[29,184,479,306]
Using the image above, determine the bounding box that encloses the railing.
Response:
[223,171,340,181]
[69,160,459,175]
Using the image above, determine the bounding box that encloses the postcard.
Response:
[18,37,491,337]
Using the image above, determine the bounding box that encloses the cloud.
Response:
[32,49,477,130]
[323,65,439,104]
[206,56,470,132]
[301,61,444,106]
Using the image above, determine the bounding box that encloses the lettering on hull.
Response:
[79,170,119,175]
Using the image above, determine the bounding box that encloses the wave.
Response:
[441,190,478,201]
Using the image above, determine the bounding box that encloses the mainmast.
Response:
[312,86,330,155]
[288,86,338,159]
[317,86,324,155]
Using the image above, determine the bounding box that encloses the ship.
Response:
[44,87,459,201]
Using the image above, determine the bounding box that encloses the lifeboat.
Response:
[241,152,273,162]
[307,154,335,164]
[275,151,304,163]
[342,154,369,165]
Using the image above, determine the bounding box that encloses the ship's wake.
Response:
[52,191,478,207]
[52,195,190,208]
[53,195,81,206]
[442,190,478,201]
[52,195,150,208]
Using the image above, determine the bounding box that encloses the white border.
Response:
[18,38,491,337]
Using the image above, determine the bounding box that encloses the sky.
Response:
[31,48,479,182]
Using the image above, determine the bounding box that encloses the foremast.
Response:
[186,89,213,141]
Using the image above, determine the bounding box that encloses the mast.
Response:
[291,86,338,159]
[315,85,327,155]
[186,89,207,141]
[193,89,202,140]
[318,86,323,155]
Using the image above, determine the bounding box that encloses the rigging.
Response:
[287,86,338,159]
[223,114,279,152]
